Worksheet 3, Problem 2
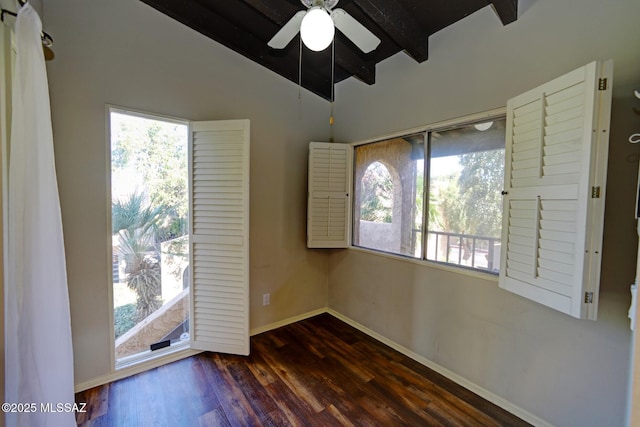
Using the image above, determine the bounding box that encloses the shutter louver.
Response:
[499,61,612,319]
[308,142,352,248]
[190,120,250,355]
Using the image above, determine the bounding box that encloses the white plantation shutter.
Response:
[190,120,250,355]
[308,142,352,248]
[499,61,613,319]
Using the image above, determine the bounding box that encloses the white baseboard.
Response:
[249,307,328,336]
[327,309,553,427]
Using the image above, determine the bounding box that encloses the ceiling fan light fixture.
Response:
[300,6,335,52]
[474,121,494,131]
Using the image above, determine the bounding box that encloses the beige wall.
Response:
[330,0,640,426]
[44,0,331,386]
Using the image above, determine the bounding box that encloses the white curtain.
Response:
[5,4,76,427]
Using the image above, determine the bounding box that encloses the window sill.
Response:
[115,339,191,371]
[347,245,499,283]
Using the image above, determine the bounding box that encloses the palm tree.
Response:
[113,192,165,322]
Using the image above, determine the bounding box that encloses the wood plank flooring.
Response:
[75,314,530,426]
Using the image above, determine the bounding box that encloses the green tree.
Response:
[360,161,393,223]
[433,149,503,238]
[433,172,465,233]
[457,149,504,238]
[113,192,165,323]
[112,191,163,235]
[112,114,188,242]
[111,113,190,328]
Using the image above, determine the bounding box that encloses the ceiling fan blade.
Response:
[331,8,380,53]
[268,10,307,49]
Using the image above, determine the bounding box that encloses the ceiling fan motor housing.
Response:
[302,0,339,9]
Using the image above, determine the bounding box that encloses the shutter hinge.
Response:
[591,186,601,198]
[598,78,608,91]
[584,292,594,304]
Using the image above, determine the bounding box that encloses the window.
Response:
[110,109,191,363]
[426,120,506,272]
[351,122,505,272]
[353,134,424,258]
[308,60,612,319]
[110,108,251,369]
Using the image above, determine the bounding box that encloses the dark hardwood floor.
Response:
[75,314,530,426]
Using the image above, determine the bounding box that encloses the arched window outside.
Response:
[360,161,393,223]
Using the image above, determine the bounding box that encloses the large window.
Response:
[110,112,251,368]
[310,61,610,317]
[110,108,190,364]
[353,118,506,273]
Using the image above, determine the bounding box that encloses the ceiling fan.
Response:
[268,0,381,53]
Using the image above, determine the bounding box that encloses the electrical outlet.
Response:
[262,293,270,306]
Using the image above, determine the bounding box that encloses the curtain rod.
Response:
[0,8,53,47]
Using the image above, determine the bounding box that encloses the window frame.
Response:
[107,105,192,370]
[308,61,610,319]
[352,133,426,259]
[106,106,251,374]
[349,107,506,279]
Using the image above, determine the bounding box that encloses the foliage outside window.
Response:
[110,109,190,359]
[352,118,506,273]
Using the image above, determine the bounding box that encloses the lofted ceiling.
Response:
[139,0,518,100]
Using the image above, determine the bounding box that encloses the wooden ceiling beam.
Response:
[139,0,521,101]
[240,0,299,23]
[333,38,376,85]
[140,0,333,99]
[350,0,428,63]
[490,0,518,25]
